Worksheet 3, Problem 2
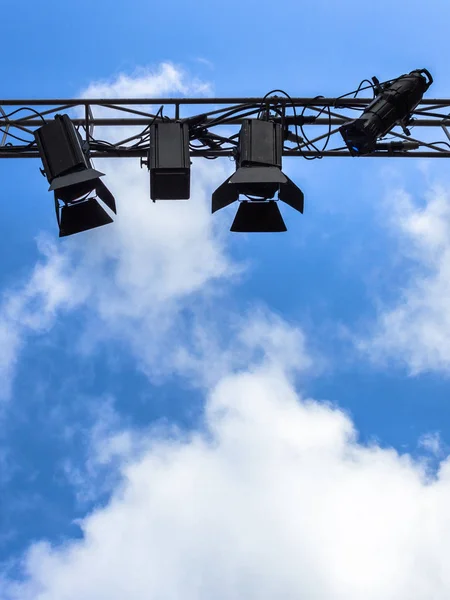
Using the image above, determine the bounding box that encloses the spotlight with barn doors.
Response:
[339,68,433,156]
[212,119,304,232]
[34,114,116,237]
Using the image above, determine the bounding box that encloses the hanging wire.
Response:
[0,106,47,123]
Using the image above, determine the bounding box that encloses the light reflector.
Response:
[230,201,287,232]
[58,198,113,238]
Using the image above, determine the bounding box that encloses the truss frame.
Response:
[1,95,450,159]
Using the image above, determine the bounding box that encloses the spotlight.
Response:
[34,114,116,237]
[212,119,304,232]
[340,68,433,155]
[148,122,190,200]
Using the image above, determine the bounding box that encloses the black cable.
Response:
[214,107,262,126]
[257,89,334,160]
[298,98,334,156]
[257,89,309,158]
[122,107,163,147]
[428,140,450,150]
[0,128,34,144]
[129,105,165,147]
[88,106,166,151]
[203,132,238,145]
[190,136,236,151]
[184,102,257,125]
[353,79,375,98]
[321,104,333,153]
[0,106,47,123]
[0,107,46,146]
[204,104,259,128]
[333,76,406,110]
[89,139,116,148]
[334,80,376,108]
[189,107,259,154]
[257,89,292,119]
[190,141,212,149]
[298,96,333,159]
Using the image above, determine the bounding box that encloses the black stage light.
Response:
[340,68,433,156]
[212,119,304,232]
[149,122,190,200]
[35,114,116,236]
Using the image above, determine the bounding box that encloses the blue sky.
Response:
[2,1,450,598]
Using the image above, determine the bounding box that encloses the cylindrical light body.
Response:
[340,69,432,155]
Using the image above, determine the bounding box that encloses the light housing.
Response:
[149,121,190,200]
[340,68,433,155]
[212,119,304,232]
[34,114,116,236]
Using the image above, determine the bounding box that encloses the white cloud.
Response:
[194,57,215,70]
[359,181,450,374]
[419,431,443,457]
[0,239,87,400]
[81,62,212,99]
[171,305,314,388]
[56,308,314,507]
[4,343,450,599]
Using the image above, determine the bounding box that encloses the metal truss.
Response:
[1,95,450,159]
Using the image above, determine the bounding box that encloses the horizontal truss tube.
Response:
[0,118,449,127]
[2,97,450,159]
[1,150,450,158]
[1,97,450,106]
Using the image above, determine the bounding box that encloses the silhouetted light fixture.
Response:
[340,68,433,155]
[212,119,304,232]
[34,114,116,237]
[149,122,190,200]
